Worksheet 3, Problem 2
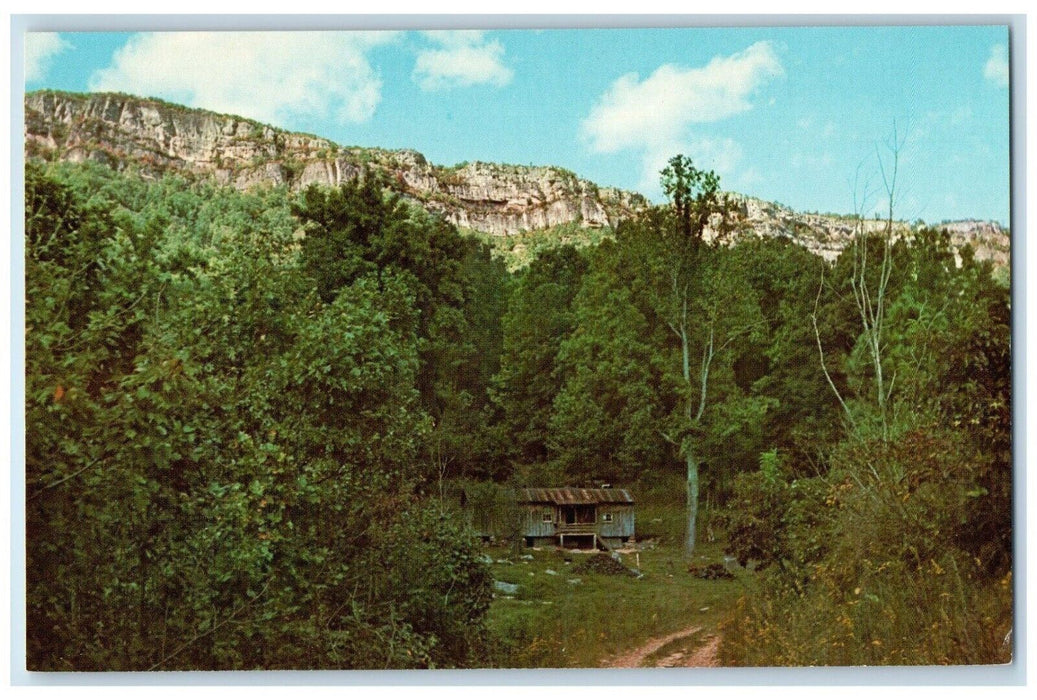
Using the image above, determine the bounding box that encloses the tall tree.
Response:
[549,241,669,485]
[736,237,843,470]
[812,127,906,440]
[625,155,750,556]
[492,245,587,478]
[292,175,473,421]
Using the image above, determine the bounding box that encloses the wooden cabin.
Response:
[516,487,635,550]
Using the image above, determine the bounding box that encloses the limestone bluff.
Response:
[24,90,1009,268]
[24,90,645,238]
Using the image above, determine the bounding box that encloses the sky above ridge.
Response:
[23,25,1011,225]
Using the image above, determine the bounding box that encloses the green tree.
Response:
[292,176,513,486]
[721,222,1012,666]
[549,241,670,485]
[424,239,511,486]
[26,163,493,670]
[737,237,844,470]
[624,155,754,556]
[811,129,907,440]
[492,245,587,479]
[292,176,473,418]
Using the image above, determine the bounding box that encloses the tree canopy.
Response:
[25,154,1012,668]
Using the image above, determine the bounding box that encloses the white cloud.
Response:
[25,33,71,83]
[413,30,513,91]
[581,41,784,155]
[88,31,398,126]
[420,30,487,50]
[984,44,1009,88]
[687,137,745,178]
[582,41,783,198]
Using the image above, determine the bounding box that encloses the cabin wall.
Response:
[520,504,635,538]
[522,504,557,538]
[596,505,635,538]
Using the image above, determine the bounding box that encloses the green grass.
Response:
[480,522,746,668]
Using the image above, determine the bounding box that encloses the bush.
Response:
[719,429,1013,666]
[24,163,495,670]
[374,507,495,668]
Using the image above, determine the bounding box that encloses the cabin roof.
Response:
[515,487,634,505]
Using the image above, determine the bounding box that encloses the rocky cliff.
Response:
[24,90,1010,268]
[24,90,645,237]
[721,194,1010,268]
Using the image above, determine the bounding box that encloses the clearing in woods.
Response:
[483,520,743,669]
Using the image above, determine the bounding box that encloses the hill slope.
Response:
[25,90,645,238]
[24,90,1009,267]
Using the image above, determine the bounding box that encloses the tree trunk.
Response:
[685,449,699,558]
[680,319,701,559]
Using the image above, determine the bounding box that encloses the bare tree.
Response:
[813,124,905,441]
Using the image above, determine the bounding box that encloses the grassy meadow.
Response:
[481,485,745,668]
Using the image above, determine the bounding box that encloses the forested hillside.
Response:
[26,90,1009,270]
[25,147,1011,668]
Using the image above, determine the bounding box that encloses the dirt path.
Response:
[668,633,720,668]
[602,625,720,668]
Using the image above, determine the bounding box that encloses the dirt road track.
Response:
[602,625,720,668]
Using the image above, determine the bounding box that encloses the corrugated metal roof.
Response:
[515,487,634,505]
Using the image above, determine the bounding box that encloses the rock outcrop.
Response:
[24,90,645,237]
[721,193,1010,268]
[24,90,1010,268]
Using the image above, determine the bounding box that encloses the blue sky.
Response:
[23,25,1011,225]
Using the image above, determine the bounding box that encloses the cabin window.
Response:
[542,511,553,522]
[602,513,614,522]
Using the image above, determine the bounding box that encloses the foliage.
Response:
[464,222,614,272]
[720,428,1013,666]
[549,242,670,484]
[292,174,506,485]
[26,162,493,670]
[491,245,587,479]
[737,237,843,468]
[24,146,1013,669]
[618,156,751,555]
[719,222,1012,666]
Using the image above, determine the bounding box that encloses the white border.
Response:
[4,9,1031,691]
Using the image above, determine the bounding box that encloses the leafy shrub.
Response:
[24,163,495,670]
[720,428,1013,665]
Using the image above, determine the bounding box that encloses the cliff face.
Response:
[721,195,1011,268]
[24,90,1009,268]
[24,90,646,237]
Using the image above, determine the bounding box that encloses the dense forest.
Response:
[25,155,1012,669]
